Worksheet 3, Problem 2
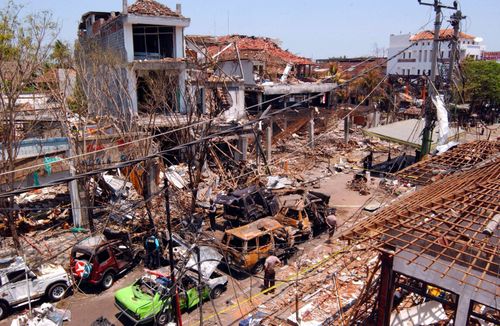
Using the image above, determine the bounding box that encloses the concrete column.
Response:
[178,69,187,113]
[376,251,395,326]
[454,293,472,325]
[308,119,315,148]
[367,112,375,128]
[255,134,261,170]
[257,93,263,112]
[145,160,158,198]
[68,180,83,227]
[127,68,138,115]
[67,148,89,228]
[266,125,273,163]
[375,110,381,127]
[344,115,350,144]
[237,135,248,161]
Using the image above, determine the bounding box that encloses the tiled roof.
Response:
[205,35,314,65]
[128,0,181,18]
[410,29,475,41]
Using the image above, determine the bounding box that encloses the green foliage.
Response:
[51,39,71,68]
[0,0,58,97]
[463,59,500,111]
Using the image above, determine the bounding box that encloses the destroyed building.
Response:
[187,34,337,112]
[340,141,499,325]
[78,0,191,116]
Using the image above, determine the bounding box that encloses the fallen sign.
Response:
[390,300,448,326]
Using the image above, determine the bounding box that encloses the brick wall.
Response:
[98,18,127,61]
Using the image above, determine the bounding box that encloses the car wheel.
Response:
[0,301,9,320]
[252,261,264,274]
[156,310,172,326]
[47,283,68,301]
[210,285,224,299]
[101,272,115,290]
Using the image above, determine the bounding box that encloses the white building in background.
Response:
[387,29,485,77]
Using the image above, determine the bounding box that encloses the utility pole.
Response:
[418,0,458,158]
[447,10,465,97]
[164,179,182,326]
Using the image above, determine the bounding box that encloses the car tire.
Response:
[0,301,9,320]
[210,285,225,299]
[252,261,264,274]
[156,310,172,326]
[101,271,115,290]
[47,283,68,301]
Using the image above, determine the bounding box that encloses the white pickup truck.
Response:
[0,257,72,320]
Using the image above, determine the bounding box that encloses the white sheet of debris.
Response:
[10,303,71,326]
[267,176,294,189]
[390,300,448,326]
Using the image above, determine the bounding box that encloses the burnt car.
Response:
[274,194,312,241]
[305,190,336,231]
[215,186,280,227]
[220,218,296,274]
[70,235,143,290]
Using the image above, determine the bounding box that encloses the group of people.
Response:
[142,210,338,293]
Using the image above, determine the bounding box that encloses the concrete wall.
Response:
[222,86,246,122]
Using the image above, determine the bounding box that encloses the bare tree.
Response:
[0,0,58,250]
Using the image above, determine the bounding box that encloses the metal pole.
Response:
[419,0,458,157]
[447,10,465,103]
[421,0,442,157]
[197,248,203,325]
[164,179,182,326]
[23,253,32,317]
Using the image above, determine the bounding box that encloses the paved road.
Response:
[0,171,370,325]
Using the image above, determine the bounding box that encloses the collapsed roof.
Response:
[127,0,182,18]
[342,148,499,301]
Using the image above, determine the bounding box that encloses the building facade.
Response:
[78,0,190,115]
[387,29,485,77]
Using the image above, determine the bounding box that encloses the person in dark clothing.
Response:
[145,234,160,269]
[208,199,217,230]
[363,151,374,171]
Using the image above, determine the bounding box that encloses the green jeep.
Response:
[115,247,227,325]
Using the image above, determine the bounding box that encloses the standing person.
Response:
[145,233,160,269]
[208,199,217,230]
[326,214,337,242]
[264,255,281,293]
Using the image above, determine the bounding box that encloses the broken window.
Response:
[228,236,245,251]
[391,273,458,325]
[97,249,111,263]
[133,25,174,60]
[247,238,257,252]
[7,270,25,283]
[468,302,499,325]
[259,234,271,247]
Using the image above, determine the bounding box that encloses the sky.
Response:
[4,0,500,59]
